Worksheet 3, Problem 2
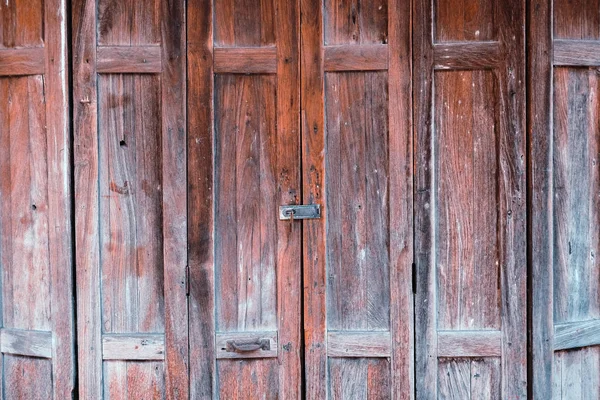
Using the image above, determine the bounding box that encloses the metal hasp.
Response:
[279,204,321,220]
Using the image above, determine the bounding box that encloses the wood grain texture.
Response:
[73,0,102,395]
[324,0,388,45]
[0,0,44,48]
[435,0,495,42]
[0,48,45,76]
[554,0,600,40]
[528,0,553,397]
[433,42,501,70]
[437,331,503,357]
[324,44,388,71]
[554,319,600,351]
[328,358,391,399]
[75,0,188,397]
[97,46,162,73]
[217,359,279,399]
[103,334,165,360]
[388,0,414,396]
[301,0,327,397]
[554,39,600,66]
[0,1,74,397]
[415,0,527,398]
[213,47,277,74]
[0,328,53,358]
[214,0,276,47]
[438,358,500,399]
[187,0,215,397]
[327,331,391,357]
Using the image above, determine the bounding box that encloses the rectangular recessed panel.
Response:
[98,0,161,45]
[0,76,52,333]
[98,74,165,335]
[103,361,165,398]
[435,0,495,42]
[214,0,275,47]
[328,358,391,399]
[553,68,600,325]
[554,0,600,40]
[217,359,280,397]
[0,0,44,48]
[214,75,278,333]
[4,355,52,398]
[553,348,600,399]
[438,358,500,399]
[324,0,388,45]
[325,71,390,332]
[434,70,500,331]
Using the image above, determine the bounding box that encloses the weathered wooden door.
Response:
[414,0,527,398]
[301,0,413,398]
[531,0,600,398]
[0,0,74,398]
[187,0,302,398]
[73,0,188,398]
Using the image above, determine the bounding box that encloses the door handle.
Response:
[226,338,271,353]
[279,204,321,220]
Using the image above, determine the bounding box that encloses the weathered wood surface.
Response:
[302,0,413,397]
[415,0,527,398]
[188,0,301,398]
[0,0,75,398]
[74,0,187,397]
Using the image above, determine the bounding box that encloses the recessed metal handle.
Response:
[226,338,271,353]
[279,204,321,220]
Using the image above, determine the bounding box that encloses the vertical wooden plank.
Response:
[73,0,102,396]
[187,0,215,397]
[45,0,76,397]
[0,77,9,399]
[528,0,553,396]
[496,0,527,395]
[438,359,471,399]
[161,0,188,397]
[413,0,437,396]
[388,0,413,396]
[275,0,302,396]
[301,0,327,397]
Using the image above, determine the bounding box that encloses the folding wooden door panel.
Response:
[0,0,74,398]
[414,0,527,398]
[187,0,302,398]
[531,1,600,398]
[73,0,188,398]
[301,0,413,397]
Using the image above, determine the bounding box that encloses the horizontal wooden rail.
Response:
[216,331,278,359]
[554,39,600,66]
[437,330,503,357]
[554,319,600,351]
[324,44,389,71]
[102,333,165,360]
[0,48,45,76]
[327,331,391,357]
[214,47,277,74]
[0,328,52,359]
[97,46,162,74]
[434,41,502,70]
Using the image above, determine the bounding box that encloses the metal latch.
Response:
[279,204,321,220]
